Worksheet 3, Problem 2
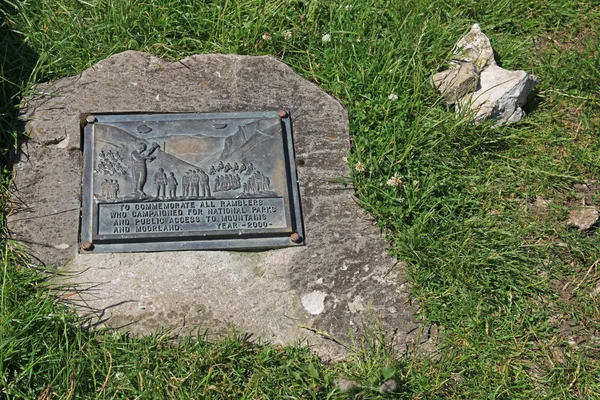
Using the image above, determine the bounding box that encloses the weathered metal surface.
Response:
[80,112,303,252]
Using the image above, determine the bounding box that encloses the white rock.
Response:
[301,291,327,315]
[336,377,359,392]
[458,65,537,125]
[431,23,538,125]
[454,23,496,71]
[568,207,599,231]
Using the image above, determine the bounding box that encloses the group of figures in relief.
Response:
[100,179,120,200]
[96,149,126,176]
[97,141,273,202]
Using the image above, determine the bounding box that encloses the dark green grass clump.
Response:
[2,0,600,398]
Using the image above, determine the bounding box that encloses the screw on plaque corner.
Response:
[290,233,302,243]
[81,241,94,251]
[86,115,97,124]
[278,109,288,119]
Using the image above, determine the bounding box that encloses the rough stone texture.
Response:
[568,207,599,231]
[431,61,478,104]
[454,23,496,71]
[336,377,359,392]
[432,23,537,126]
[11,51,422,359]
[458,65,538,125]
[379,379,399,393]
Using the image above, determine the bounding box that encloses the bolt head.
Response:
[81,241,94,251]
[278,109,288,118]
[290,233,302,243]
[86,115,97,124]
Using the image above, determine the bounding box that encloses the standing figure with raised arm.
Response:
[130,142,159,197]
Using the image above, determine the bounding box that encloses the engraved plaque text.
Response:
[80,112,303,252]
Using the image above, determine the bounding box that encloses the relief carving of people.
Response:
[101,179,110,199]
[167,172,178,199]
[182,171,191,197]
[130,142,159,197]
[154,167,167,198]
[199,169,211,197]
[190,170,200,197]
[111,179,120,200]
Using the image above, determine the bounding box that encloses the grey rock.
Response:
[568,207,599,230]
[458,65,537,125]
[432,24,537,126]
[379,378,398,393]
[454,23,496,71]
[431,61,479,104]
[11,51,423,359]
[336,377,359,392]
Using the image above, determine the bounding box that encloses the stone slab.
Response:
[10,51,422,359]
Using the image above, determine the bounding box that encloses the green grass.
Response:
[2,0,600,398]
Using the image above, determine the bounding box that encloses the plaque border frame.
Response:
[80,111,304,253]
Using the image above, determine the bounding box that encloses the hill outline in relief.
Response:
[220,118,281,161]
[96,124,201,169]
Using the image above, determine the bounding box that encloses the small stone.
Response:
[458,65,537,125]
[532,195,550,210]
[379,378,398,393]
[431,61,479,104]
[567,207,599,230]
[301,291,326,315]
[336,377,358,392]
[550,346,567,364]
[454,23,496,71]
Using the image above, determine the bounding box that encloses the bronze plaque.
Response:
[80,112,303,252]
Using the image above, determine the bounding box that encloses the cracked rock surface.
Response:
[11,51,423,359]
[454,23,496,71]
[432,24,537,126]
[431,61,478,104]
[458,65,538,125]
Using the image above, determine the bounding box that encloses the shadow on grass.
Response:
[522,86,544,115]
[0,4,38,165]
[1,3,39,259]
